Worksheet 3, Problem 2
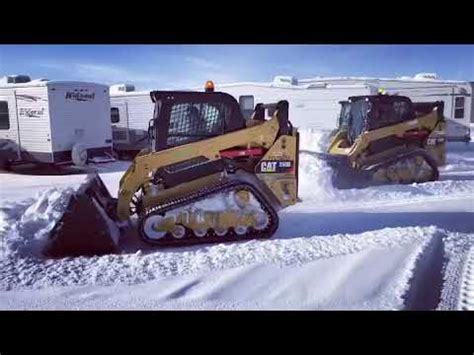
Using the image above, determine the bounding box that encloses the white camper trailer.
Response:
[298,74,472,142]
[108,80,375,157]
[0,77,113,168]
[109,84,155,156]
[213,77,378,131]
[215,74,472,142]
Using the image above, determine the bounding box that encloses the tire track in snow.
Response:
[437,232,474,310]
[459,246,474,310]
[402,232,446,310]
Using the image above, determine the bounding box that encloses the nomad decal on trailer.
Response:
[65,92,95,102]
[258,160,293,173]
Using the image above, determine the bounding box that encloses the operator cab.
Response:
[147,82,292,152]
[343,95,416,145]
[329,94,445,158]
[148,91,247,151]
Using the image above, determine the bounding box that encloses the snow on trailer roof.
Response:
[209,82,373,90]
[211,73,468,89]
[298,74,469,85]
[106,73,471,96]
[0,80,109,89]
[109,90,152,97]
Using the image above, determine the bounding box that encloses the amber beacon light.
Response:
[205,80,215,92]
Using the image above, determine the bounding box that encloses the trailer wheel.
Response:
[72,143,88,167]
[114,150,128,161]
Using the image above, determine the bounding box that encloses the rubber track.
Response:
[137,179,279,248]
[366,148,440,184]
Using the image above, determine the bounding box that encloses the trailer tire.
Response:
[72,143,88,167]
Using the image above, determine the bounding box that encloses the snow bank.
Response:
[1,225,472,309]
[0,225,437,291]
[0,241,425,310]
[441,142,474,173]
[0,187,75,259]
[1,226,463,310]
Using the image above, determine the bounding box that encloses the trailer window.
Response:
[239,95,254,110]
[239,95,254,120]
[0,101,10,130]
[454,97,465,119]
[267,106,276,117]
[111,107,120,123]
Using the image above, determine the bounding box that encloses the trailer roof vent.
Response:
[110,83,136,93]
[306,82,327,89]
[273,76,298,86]
[414,73,438,80]
[0,75,31,84]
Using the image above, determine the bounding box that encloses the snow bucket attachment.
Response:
[46,173,122,258]
[315,152,371,189]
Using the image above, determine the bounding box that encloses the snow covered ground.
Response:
[0,129,472,310]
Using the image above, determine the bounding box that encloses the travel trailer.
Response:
[107,74,471,158]
[108,80,371,155]
[0,76,113,168]
[107,79,388,153]
[215,74,472,142]
[213,76,378,130]
[298,74,472,142]
[109,84,155,156]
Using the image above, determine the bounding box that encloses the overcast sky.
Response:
[0,45,472,90]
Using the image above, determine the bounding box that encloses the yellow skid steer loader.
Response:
[47,85,300,256]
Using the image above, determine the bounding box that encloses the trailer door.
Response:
[110,102,130,146]
[449,95,471,141]
[0,94,21,160]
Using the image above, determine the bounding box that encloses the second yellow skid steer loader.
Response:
[313,94,446,189]
[47,84,300,256]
